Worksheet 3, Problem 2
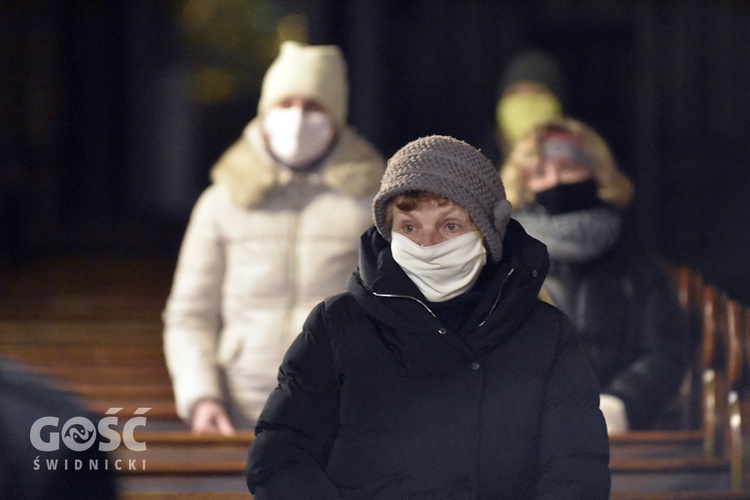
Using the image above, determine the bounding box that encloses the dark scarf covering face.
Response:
[514,181,622,263]
[534,179,600,215]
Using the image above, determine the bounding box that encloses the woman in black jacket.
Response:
[246,135,610,499]
[500,118,690,433]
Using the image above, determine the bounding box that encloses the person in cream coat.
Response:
[163,41,385,434]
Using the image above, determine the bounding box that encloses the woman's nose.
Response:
[417,230,442,247]
[548,168,562,185]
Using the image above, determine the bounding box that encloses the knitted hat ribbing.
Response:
[258,41,348,126]
[373,135,512,262]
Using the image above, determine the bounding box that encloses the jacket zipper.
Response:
[372,292,437,319]
[372,266,516,328]
[476,267,515,329]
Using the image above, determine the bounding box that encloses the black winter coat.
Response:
[545,233,690,429]
[247,221,610,499]
[0,360,118,500]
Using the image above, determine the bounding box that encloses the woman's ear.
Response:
[493,199,513,240]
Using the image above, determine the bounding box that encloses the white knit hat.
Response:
[257,41,348,126]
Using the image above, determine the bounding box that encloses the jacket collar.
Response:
[349,220,549,349]
[210,118,385,208]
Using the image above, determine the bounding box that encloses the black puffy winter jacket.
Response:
[544,233,690,430]
[247,221,610,499]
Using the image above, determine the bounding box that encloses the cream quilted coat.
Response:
[163,118,385,426]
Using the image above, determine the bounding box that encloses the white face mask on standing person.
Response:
[262,96,336,169]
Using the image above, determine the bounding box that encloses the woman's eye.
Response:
[404,224,415,233]
[303,102,325,112]
[446,223,459,231]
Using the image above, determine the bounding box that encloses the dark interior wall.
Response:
[649,2,750,299]
[286,0,750,302]
[1,0,749,301]
[334,1,634,165]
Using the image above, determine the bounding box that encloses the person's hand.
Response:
[191,399,236,436]
[599,394,629,435]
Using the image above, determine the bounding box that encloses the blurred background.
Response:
[1,0,749,302]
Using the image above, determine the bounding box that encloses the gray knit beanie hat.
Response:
[499,49,566,105]
[373,135,513,262]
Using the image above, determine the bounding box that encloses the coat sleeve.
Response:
[535,312,611,499]
[246,301,342,500]
[162,186,226,422]
[603,268,690,429]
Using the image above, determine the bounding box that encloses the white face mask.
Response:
[390,231,487,303]
[263,107,335,168]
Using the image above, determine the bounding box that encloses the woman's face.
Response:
[391,196,477,247]
[519,131,595,193]
[523,156,594,193]
[262,95,337,168]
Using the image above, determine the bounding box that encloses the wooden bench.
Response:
[611,492,750,499]
[114,431,254,496]
[611,274,750,495]
[30,365,170,384]
[1,325,179,421]
[0,294,166,321]
[609,430,704,460]
[120,494,252,500]
[0,320,163,341]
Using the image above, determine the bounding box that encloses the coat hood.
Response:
[348,219,549,354]
[210,118,385,208]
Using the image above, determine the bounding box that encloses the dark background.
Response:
[1,0,749,303]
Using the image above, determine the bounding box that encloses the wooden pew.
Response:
[2,348,167,368]
[676,265,706,430]
[611,491,750,499]
[120,495,252,500]
[116,430,254,471]
[0,255,174,294]
[0,294,166,321]
[610,456,732,494]
[727,298,750,491]
[0,320,163,342]
[0,319,180,422]
[611,278,750,495]
[0,255,172,325]
[114,431,254,496]
[30,365,170,384]
[609,430,704,460]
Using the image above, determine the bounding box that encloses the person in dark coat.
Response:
[500,118,690,433]
[0,359,117,500]
[246,135,610,499]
